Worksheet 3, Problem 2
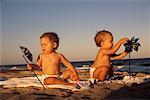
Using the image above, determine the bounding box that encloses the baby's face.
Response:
[103,34,113,48]
[40,37,55,53]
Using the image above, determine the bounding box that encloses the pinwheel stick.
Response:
[20,46,46,90]
[128,53,131,76]
[22,55,46,90]
[124,36,141,76]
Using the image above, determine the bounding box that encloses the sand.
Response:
[0,69,150,100]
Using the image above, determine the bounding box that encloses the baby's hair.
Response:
[40,32,59,49]
[94,30,112,47]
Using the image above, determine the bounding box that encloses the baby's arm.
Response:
[111,52,128,60]
[59,54,79,81]
[27,54,42,70]
[27,64,39,70]
[101,38,129,55]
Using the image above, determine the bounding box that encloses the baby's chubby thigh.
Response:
[43,77,57,85]
[60,69,72,80]
[93,66,110,79]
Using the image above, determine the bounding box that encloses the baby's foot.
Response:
[75,81,93,89]
[89,78,98,85]
[75,83,81,89]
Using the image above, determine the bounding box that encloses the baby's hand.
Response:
[121,38,129,43]
[71,73,79,81]
[27,64,34,70]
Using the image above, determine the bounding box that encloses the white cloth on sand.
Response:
[0,76,90,91]
[99,75,150,84]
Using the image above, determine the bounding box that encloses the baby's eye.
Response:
[41,43,47,47]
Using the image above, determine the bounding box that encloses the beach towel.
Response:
[0,76,90,91]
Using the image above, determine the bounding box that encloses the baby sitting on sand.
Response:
[90,30,129,82]
[27,32,81,88]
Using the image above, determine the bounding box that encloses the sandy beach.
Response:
[0,69,150,100]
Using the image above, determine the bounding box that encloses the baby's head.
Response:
[40,32,59,53]
[94,30,113,47]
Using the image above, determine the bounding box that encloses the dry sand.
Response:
[0,69,150,100]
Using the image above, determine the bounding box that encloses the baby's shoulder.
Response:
[36,53,43,61]
[98,48,109,56]
[55,52,65,59]
[38,53,46,58]
[56,52,63,57]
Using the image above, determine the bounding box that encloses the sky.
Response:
[1,0,150,65]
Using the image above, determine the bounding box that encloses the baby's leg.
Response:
[98,66,109,81]
[44,77,76,86]
[60,69,72,80]
[93,66,109,81]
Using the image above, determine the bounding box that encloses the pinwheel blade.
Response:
[20,45,33,62]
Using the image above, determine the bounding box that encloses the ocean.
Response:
[0,58,150,73]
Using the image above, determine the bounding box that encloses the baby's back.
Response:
[92,51,111,68]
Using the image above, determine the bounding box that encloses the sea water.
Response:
[0,58,150,73]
